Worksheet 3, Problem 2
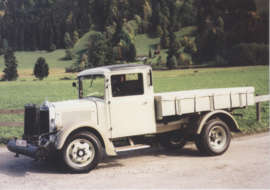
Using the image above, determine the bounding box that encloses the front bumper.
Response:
[7,140,53,160]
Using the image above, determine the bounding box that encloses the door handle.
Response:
[143,100,149,104]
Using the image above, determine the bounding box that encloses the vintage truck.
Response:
[7,64,254,173]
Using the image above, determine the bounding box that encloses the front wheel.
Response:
[61,132,102,173]
[195,119,231,156]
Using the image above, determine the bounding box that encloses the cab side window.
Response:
[111,73,144,97]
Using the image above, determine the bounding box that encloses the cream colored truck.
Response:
[7,64,254,173]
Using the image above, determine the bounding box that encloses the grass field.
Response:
[0,66,269,143]
[134,26,197,65]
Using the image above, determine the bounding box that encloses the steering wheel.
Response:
[113,88,123,96]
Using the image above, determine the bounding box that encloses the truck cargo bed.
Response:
[154,87,254,119]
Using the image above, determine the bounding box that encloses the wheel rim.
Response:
[208,126,226,150]
[66,139,95,168]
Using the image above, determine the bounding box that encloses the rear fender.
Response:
[197,110,240,134]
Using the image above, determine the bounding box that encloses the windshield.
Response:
[79,74,105,99]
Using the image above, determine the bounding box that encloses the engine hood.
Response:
[50,99,98,127]
[51,99,97,111]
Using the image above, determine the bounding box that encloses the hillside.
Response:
[0,0,268,79]
[0,18,103,76]
[134,26,197,64]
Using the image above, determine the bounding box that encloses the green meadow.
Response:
[0,66,269,143]
[134,26,197,65]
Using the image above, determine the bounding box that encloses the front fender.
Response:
[54,119,116,156]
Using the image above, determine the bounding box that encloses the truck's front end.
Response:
[6,72,108,161]
[7,100,60,160]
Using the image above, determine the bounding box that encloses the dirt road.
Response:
[0,133,269,189]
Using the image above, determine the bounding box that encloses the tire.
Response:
[195,119,231,156]
[158,131,187,150]
[61,131,102,173]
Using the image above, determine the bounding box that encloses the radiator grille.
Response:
[40,110,50,135]
[24,104,39,136]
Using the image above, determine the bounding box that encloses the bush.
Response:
[59,77,73,80]
[65,65,85,73]
[50,44,56,52]
[65,49,75,60]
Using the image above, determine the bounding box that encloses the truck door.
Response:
[108,72,156,138]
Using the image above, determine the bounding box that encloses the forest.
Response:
[0,0,268,71]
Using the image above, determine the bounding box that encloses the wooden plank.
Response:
[0,109,24,114]
[0,121,24,127]
[254,95,270,103]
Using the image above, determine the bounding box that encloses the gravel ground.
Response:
[0,132,269,189]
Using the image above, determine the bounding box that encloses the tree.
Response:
[64,32,73,49]
[148,48,152,59]
[156,25,163,37]
[167,55,177,70]
[65,49,75,60]
[33,57,49,80]
[73,31,79,44]
[127,43,137,62]
[2,48,18,81]
[167,41,181,61]
[157,55,162,66]
[87,32,108,67]
[2,39,8,52]
[184,42,197,53]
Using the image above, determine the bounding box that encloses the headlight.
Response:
[50,119,59,132]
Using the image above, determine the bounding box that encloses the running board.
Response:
[114,144,150,152]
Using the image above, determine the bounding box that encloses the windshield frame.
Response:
[78,74,105,100]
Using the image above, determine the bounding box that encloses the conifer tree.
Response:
[2,47,18,81]
[33,57,49,80]
[127,43,137,62]
[148,48,152,59]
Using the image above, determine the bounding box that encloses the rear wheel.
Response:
[61,131,102,173]
[195,119,231,156]
[158,130,187,150]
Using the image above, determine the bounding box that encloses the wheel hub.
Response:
[210,133,217,142]
[208,126,226,149]
[77,149,85,157]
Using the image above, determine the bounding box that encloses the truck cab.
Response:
[75,64,156,139]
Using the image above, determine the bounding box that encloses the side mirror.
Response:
[72,82,77,87]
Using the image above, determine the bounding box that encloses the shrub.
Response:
[65,49,75,60]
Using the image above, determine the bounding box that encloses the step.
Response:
[114,144,150,152]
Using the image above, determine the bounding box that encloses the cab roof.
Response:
[78,64,151,76]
